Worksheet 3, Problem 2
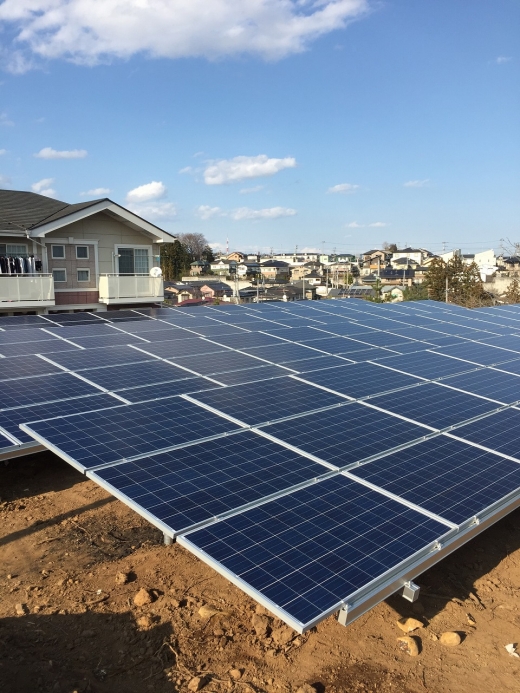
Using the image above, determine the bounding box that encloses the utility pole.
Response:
[445,275,449,303]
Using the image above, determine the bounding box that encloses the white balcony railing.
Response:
[98,274,164,304]
[0,274,55,308]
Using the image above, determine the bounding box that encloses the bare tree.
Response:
[178,233,210,261]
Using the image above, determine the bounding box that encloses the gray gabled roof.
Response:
[0,190,104,231]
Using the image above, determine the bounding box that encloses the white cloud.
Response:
[240,185,264,194]
[31,178,57,197]
[0,0,370,70]
[231,206,296,221]
[179,166,194,174]
[495,56,512,64]
[196,205,222,220]
[126,181,166,204]
[80,187,111,196]
[346,221,364,228]
[34,147,87,159]
[0,112,14,126]
[404,179,429,188]
[328,183,359,194]
[128,201,177,220]
[300,246,321,253]
[0,174,11,187]
[0,149,6,155]
[369,222,387,227]
[204,155,296,185]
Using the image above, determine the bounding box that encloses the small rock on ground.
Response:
[15,603,28,616]
[271,625,294,646]
[251,613,270,637]
[440,631,462,647]
[188,676,208,691]
[397,617,423,633]
[133,588,153,607]
[397,636,420,656]
[229,669,242,680]
[295,685,317,693]
[115,571,130,585]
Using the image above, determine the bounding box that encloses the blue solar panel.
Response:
[372,351,478,379]
[440,369,520,404]
[210,365,293,385]
[168,350,268,376]
[0,429,17,450]
[298,362,422,399]
[0,355,63,380]
[80,360,193,390]
[475,335,520,352]
[69,334,146,348]
[179,475,448,629]
[433,342,520,366]
[1,372,102,411]
[135,338,228,359]
[89,431,329,535]
[450,408,520,460]
[131,328,200,342]
[346,332,419,349]
[43,324,121,338]
[0,394,120,443]
[21,398,242,471]
[0,328,57,344]
[289,355,353,373]
[117,378,221,403]
[0,315,50,328]
[241,342,326,364]
[188,378,346,425]
[43,345,155,370]
[261,402,429,468]
[350,435,520,525]
[186,325,251,337]
[43,312,104,324]
[370,382,499,430]
[0,340,80,357]
[209,332,285,349]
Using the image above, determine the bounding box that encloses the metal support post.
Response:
[164,534,173,546]
[337,604,350,627]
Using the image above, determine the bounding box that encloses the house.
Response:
[359,249,391,275]
[227,251,246,263]
[381,285,405,302]
[260,260,291,283]
[263,284,304,301]
[0,190,176,315]
[291,262,323,281]
[163,282,203,304]
[236,262,261,279]
[210,259,236,276]
[189,260,209,276]
[187,280,233,299]
[391,247,431,266]
[362,269,415,286]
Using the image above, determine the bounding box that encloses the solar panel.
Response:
[475,335,520,352]
[168,350,268,376]
[0,315,50,328]
[369,382,499,430]
[297,362,422,399]
[185,325,251,337]
[1,372,102,411]
[0,355,63,380]
[210,365,293,385]
[345,332,419,349]
[260,402,429,468]
[449,407,520,460]
[43,324,121,338]
[372,351,479,380]
[130,328,200,342]
[349,435,520,526]
[433,342,520,366]
[187,378,346,425]
[117,378,221,403]
[42,312,104,324]
[69,334,147,348]
[208,332,285,349]
[101,310,152,321]
[43,345,156,370]
[440,369,520,404]
[21,398,243,471]
[79,360,194,390]
[0,429,18,450]
[241,342,326,364]
[289,355,354,373]
[0,393,121,443]
[134,338,229,359]
[89,431,329,536]
[386,341,432,355]
[0,340,80,357]
[0,328,58,344]
[178,474,449,631]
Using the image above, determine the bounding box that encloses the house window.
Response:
[76,245,89,260]
[117,247,150,275]
[52,245,65,259]
[77,269,90,282]
[0,243,29,256]
[52,269,67,282]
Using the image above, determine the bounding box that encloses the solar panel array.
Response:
[4,298,520,632]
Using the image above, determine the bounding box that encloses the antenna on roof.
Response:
[226,237,229,255]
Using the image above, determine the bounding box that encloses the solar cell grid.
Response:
[43,345,155,370]
[433,341,520,366]
[43,312,104,324]
[21,398,242,471]
[187,377,346,425]
[89,432,329,535]
[69,334,147,349]
[0,328,58,344]
[168,350,269,376]
[240,342,326,364]
[349,435,520,525]
[0,315,49,327]
[450,408,520,459]
[370,382,499,430]
[289,355,353,373]
[373,351,479,379]
[117,378,221,403]
[260,402,429,468]
[207,332,285,349]
[0,355,63,380]
[440,369,520,404]
[79,360,196,390]
[0,340,81,358]
[179,475,448,629]
[297,362,422,399]
[136,338,228,359]
[0,393,122,443]
[210,365,293,386]
[1,372,102,411]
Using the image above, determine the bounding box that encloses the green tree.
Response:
[160,241,190,281]
[402,283,429,301]
[425,255,488,306]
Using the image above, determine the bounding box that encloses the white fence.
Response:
[0,274,55,306]
[98,274,164,303]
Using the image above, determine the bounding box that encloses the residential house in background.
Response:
[0,190,176,315]
[260,260,291,283]
[227,251,246,263]
[189,260,209,276]
[164,283,203,304]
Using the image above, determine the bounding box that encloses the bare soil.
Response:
[1,452,520,693]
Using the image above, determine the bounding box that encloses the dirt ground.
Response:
[1,452,519,693]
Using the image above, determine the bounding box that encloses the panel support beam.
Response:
[400,580,420,602]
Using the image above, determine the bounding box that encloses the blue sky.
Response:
[0,0,518,256]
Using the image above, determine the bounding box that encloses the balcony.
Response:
[98,274,164,305]
[0,274,55,309]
